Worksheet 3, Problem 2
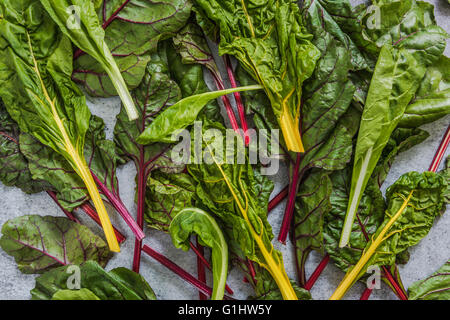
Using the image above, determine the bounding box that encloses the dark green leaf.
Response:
[0,215,111,274]
[72,0,192,98]
[31,260,156,300]
[408,259,450,300]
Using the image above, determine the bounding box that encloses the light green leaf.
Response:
[170,208,228,300]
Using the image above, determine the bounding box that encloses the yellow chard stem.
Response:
[27,33,120,253]
[209,144,297,300]
[330,190,414,300]
[280,107,304,153]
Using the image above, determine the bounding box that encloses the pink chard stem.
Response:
[142,244,234,300]
[224,55,250,146]
[278,153,302,244]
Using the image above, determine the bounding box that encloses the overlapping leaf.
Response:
[31,260,156,300]
[0,103,51,194]
[0,215,111,274]
[409,259,450,300]
[194,0,321,152]
[72,0,192,97]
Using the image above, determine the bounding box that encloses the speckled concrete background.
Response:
[0,0,448,300]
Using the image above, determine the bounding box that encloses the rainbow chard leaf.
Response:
[331,171,447,300]
[187,120,297,300]
[193,0,321,152]
[0,103,51,194]
[408,259,450,300]
[71,0,191,99]
[31,261,156,300]
[293,169,333,286]
[0,216,111,274]
[341,42,446,247]
[0,0,119,251]
[173,23,220,79]
[137,84,262,145]
[145,172,196,232]
[170,208,228,300]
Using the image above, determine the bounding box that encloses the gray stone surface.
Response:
[0,0,449,300]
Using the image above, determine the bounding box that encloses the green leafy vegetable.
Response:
[72,0,191,98]
[331,171,447,299]
[408,259,450,300]
[399,56,450,128]
[0,0,119,251]
[0,102,51,194]
[52,288,101,300]
[193,0,321,152]
[188,120,297,300]
[169,208,228,300]
[145,172,196,232]
[340,41,445,247]
[39,0,138,120]
[31,261,156,300]
[137,85,262,144]
[0,215,111,274]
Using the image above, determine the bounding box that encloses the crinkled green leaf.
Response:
[331,171,447,299]
[170,208,228,300]
[372,127,430,188]
[20,116,119,211]
[0,103,51,194]
[173,22,220,78]
[188,120,298,299]
[324,167,385,273]
[72,0,192,98]
[251,269,312,301]
[31,260,156,300]
[408,259,450,300]
[194,0,321,152]
[145,172,196,232]
[0,215,111,274]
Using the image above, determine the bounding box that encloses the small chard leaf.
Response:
[52,288,101,300]
[31,261,156,300]
[194,0,321,152]
[0,1,119,251]
[331,171,447,299]
[39,0,138,120]
[169,208,228,300]
[145,172,196,232]
[0,215,111,274]
[72,0,191,98]
[408,259,450,300]
[0,103,51,194]
[136,85,262,145]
